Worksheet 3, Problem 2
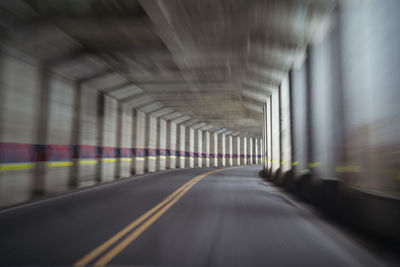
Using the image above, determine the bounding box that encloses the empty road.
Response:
[0,166,384,266]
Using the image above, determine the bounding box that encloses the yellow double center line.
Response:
[74,168,226,266]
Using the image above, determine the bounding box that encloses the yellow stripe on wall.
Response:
[79,160,98,165]
[47,161,73,167]
[0,163,35,171]
[136,157,145,161]
[102,158,116,163]
[121,158,132,162]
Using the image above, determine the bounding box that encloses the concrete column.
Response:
[241,137,247,165]
[78,85,99,184]
[218,134,226,167]
[255,138,259,164]
[196,129,203,167]
[178,125,186,168]
[247,137,254,165]
[233,136,241,166]
[267,96,272,171]
[227,135,233,166]
[185,127,194,168]
[134,110,145,175]
[145,115,157,172]
[259,138,263,164]
[210,132,218,166]
[117,104,132,178]
[99,95,118,182]
[204,131,210,167]
[166,121,177,169]
[158,118,167,171]
[271,89,281,173]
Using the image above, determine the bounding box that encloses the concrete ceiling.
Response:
[0,0,335,137]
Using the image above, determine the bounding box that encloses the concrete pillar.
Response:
[185,127,194,168]
[271,89,281,173]
[248,138,253,165]
[267,96,272,171]
[166,121,177,169]
[204,131,210,167]
[117,103,133,178]
[233,136,241,166]
[77,85,99,184]
[259,139,263,164]
[99,95,118,182]
[280,75,292,174]
[145,115,157,172]
[134,110,145,175]
[241,137,247,165]
[196,129,203,167]
[218,134,226,167]
[178,125,186,168]
[158,118,167,171]
[210,132,218,166]
[227,135,233,166]
[253,138,259,164]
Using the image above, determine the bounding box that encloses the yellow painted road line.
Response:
[93,168,222,266]
[74,168,224,266]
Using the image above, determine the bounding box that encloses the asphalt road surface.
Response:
[0,166,386,266]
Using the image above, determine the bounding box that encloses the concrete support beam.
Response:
[117,103,133,178]
[134,110,146,175]
[185,127,195,168]
[248,138,253,165]
[196,130,203,167]
[166,121,177,169]
[227,135,233,166]
[99,95,118,182]
[241,137,247,165]
[204,131,210,167]
[280,75,292,174]
[255,138,259,164]
[271,89,281,173]
[233,136,241,166]
[158,118,167,171]
[218,134,226,167]
[178,125,186,168]
[145,115,158,172]
[210,132,218,167]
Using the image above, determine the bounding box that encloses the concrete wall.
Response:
[0,53,263,208]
